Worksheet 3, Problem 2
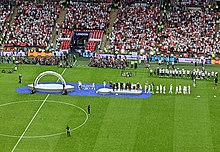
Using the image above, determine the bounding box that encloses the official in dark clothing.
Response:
[112,83,115,91]
[116,82,119,90]
[214,76,218,89]
[88,104,90,115]
[66,126,71,137]
[31,83,36,94]
[128,82,131,91]
[18,74,22,83]
[120,82,123,91]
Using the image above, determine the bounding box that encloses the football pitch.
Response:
[0,61,220,152]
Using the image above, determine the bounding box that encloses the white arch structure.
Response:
[34,71,66,87]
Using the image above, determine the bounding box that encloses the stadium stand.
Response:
[62,2,111,30]
[108,2,161,54]
[106,0,220,58]
[0,0,219,58]
[161,3,220,57]
[4,2,60,48]
[58,0,111,52]
[0,4,14,45]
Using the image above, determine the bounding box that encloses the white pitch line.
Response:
[11,68,67,152]
[11,94,49,152]
[60,68,67,78]
[73,60,77,67]
[0,99,88,139]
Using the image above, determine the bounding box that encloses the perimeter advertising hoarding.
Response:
[212,59,220,64]
[178,58,220,65]
[1,51,26,56]
[28,52,52,57]
[151,56,175,62]
[178,58,211,64]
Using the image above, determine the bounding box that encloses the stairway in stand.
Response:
[100,8,118,51]
[50,8,67,49]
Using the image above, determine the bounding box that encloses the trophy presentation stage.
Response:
[96,88,142,95]
[28,83,74,93]
[28,71,74,93]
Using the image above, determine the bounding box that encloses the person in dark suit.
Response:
[112,83,115,92]
[18,74,22,83]
[31,83,36,94]
[116,82,119,90]
[88,104,90,115]
[66,126,71,137]
[120,82,123,91]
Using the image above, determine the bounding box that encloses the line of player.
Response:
[144,83,191,95]
[150,67,218,80]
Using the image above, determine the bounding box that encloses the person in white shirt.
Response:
[188,85,191,94]
[183,85,187,94]
[178,84,182,94]
[103,80,106,88]
[163,85,166,94]
[175,85,179,94]
[187,70,190,78]
[193,79,196,87]
[156,85,159,94]
[207,72,210,80]
[144,84,148,93]
[169,84,173,94]
[78,81,82,90]
[211,71,214,78]
[160,84,163,94]
[92,83,95,90]
[148,84,151,93]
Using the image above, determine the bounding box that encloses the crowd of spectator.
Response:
[4,2,60,48]
[120,0,159,6]
[88,55,127,68]
[108,2,160,54]
[62,2,111,30]
[160,4,220,57]
[0,4,14,45]
[0,0,220,59]
[0,55,76,67]
[107,1,220,58]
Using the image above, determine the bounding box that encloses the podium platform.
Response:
[28,84,74,93]
[96,88,142,95]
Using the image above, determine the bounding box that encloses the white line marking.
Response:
[60,68,67,77]
[11,95,49,152]
[73,60,77,66]
[0,100,88,139]
[11,68,67,152]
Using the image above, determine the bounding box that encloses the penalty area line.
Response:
[11,68,67,152]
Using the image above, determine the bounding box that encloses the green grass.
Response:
[0,62,220,152]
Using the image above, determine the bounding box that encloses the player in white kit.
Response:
[175,85,179,94]
[188,85,191,94]
[160,84,163,94]
[163,85,166,94]
[178,85,182,94]
[169,84,173,94]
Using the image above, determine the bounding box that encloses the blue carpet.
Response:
[16,82,152,99]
